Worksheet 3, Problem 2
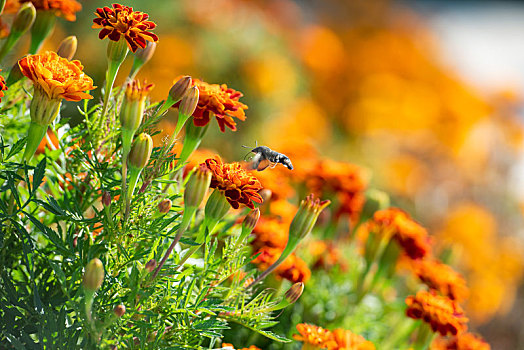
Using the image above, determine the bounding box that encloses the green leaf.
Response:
[32,158,46,193]
[5,138,26,161]
[179,237,200,246]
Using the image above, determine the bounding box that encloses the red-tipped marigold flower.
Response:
[187,78,248,132]
[21,0,81,21]
[405,290,468,336]
[92,3,158,53]
[411,258,469,302]
[369,208,431,259]
[0,70,8,102]
[203,156,263,209]
[293,323,337,349]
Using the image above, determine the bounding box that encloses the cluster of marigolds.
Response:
[0,0,503,349]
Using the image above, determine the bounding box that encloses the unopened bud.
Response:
[107,37,128,63]
[168,76,192,104]
[259,189,272,203]
[134,41,156,65]
[242,208,260,232]
[12,3,36,35]
[120,80,154,134]
[83,258,105,292]
[113,304,126,317]
[184,164,212,209]
[145,259,157,272]
[289,194,330,240]
[285,282,304,304]
[178,86,199,117]
[102,191,111,207]
[56,35,77,60]
[128,133,153,170]
[158,199,172,214]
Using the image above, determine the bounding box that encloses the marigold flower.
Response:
[0,70,8,102]
[332,328,376,350]
[188,78,248,132]
[253,247,311,283]
[18,51,95,102]
[431,332,490,350]
[405,290,468,336]
[369,208,431,259]
[221,344,261,350]
[309,240,347,271]
[293,323,337,349]
[251,216,289,250]
[203,156,263,209]
[92,3,158,53]
[21,0,81,21]
[411,259,469,302]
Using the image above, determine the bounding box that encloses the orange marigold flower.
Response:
[203,156,262,209]
[21,0,82,21]
[332,328,376,350]
[251,216,289,250]
[406,290,468,336]
[0,70,8,102]
[309,240,347,271]
[369,208,431,259]
[18,51,96,101]
[293,323,338,350]
[189,78,248,132]
[92,3,159,53]
[411,259,469,302]
[222,344,261,350]
[253,247,311,283]
[431,332,490,350]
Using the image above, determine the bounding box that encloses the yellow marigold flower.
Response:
[92,3,158,53]
[431,332,490,350]
[332,328,376,350]
[18,51,95,101]
[221,344,261,350]
[411,259,469,302]
[203,156,263,209]
[21,0,81,21]
[0,70,8,102]
[406,290,468,336]
[189,78,248,132]
[369,208,431,259]
[293,323,337,349]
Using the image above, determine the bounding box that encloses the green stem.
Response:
[175,244,201,271]
[23,122,47,163]
[0,32,21,63]
[152,206,196,279]
[29,10,56,54]
[124,167,141,223]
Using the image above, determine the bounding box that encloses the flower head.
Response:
[406,290,468,336]
[222,344,261,350]
[369,208,431,259]
[0,70,8,102]
[189,78,248,132]
[92,3,158,53]
[253,247,311,283]
[18,51,95,101]
[431,332,490,350]
[411,259,469,302]
[332,328,376,350]
[203,156,262,209]
[21,0,82,21]
[293,323,337,349]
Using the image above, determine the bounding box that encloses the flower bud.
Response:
[289,194,331,240]
[178,86,199,117]
[259,189,272,203]
[56,35,77,60]
[158,199,172,214]
[29,9,56,54]
[129,41,156,79]
[120,80,154,134]
[145,259,157,273]
[185,164,212,209]
[113,304,126,317]
[204,189,230,224]
[242,208,260,232]
[12,2,36,36]
[285,282,304,304]
[83,258,105,292]
[128,133,153,170]
[102,191,111,207]
[107,37,128,63]
[169,76,192,104]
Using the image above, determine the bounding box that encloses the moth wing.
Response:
[256,158,271,171]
